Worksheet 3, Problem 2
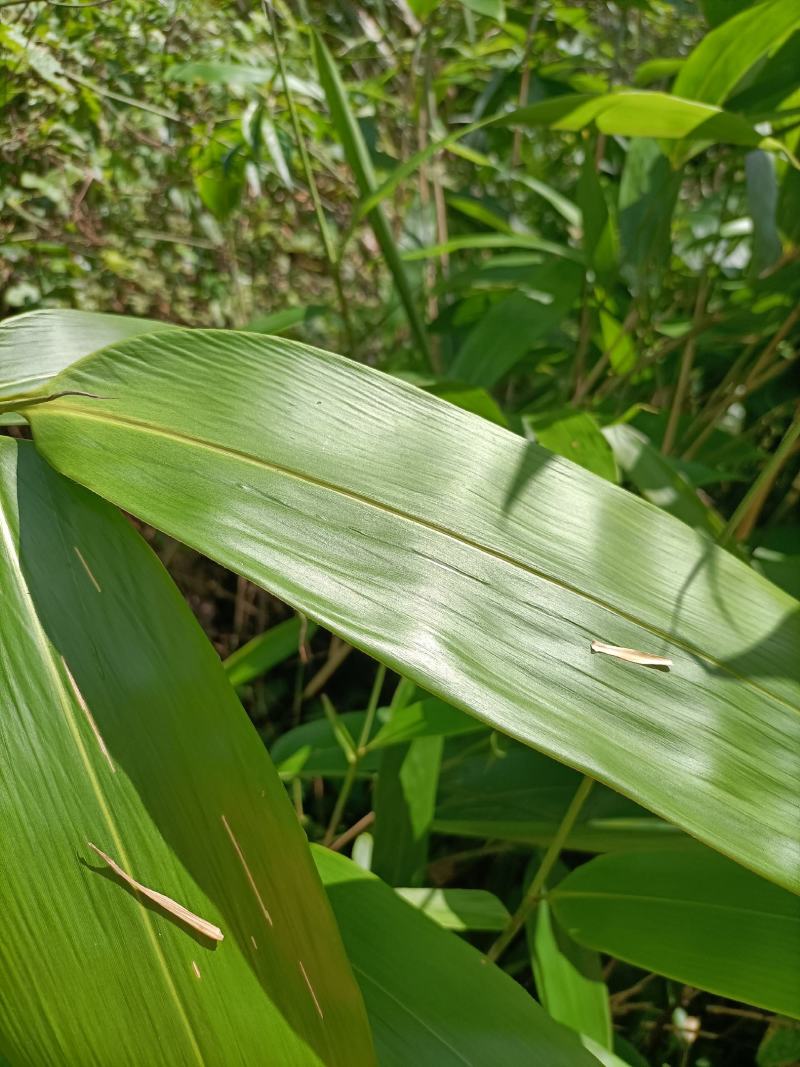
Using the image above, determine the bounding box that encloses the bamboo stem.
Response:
[322,664,387,845]
[486,775,594,964]
[662,280,708,455]
[264,1,355,350]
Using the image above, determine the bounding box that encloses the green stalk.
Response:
[662,279,708,455]
[312,30,433,369]
[486,775,594,964]
[322,662,387,846]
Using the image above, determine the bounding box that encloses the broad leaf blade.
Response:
[0,309,168,399]
[313,846,599,1066]
[24,328,800,892]
[0,438,374,1066]
[552,849,800,1018]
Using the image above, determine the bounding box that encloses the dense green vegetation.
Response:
[1,1,799,1064]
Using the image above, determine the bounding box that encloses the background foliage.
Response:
[2,0,799,1064]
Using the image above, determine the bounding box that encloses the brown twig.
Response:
[662,278,709,455]
[329,810,375,852]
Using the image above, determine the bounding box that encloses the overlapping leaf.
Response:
[19,328,800,892]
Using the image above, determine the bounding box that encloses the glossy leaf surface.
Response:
[23,328,800,892]
[0,308,167,399]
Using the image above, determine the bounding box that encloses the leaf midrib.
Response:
[36,401,799,716]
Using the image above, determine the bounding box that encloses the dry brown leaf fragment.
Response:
[87,842,224,942]
[590,640,673,669]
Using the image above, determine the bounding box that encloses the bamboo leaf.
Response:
[551,848,800,1018]
[313,846,599,1066]
[500,92,791,153]
[0,309,168,400]
[526,409,619,483]
[603,424,725,536]
[0,438,374,1066]
[394,887,510,931]
[22,328,800,892]
[528,897,612,1049]
[366,697,481,750]
[223,615,318,688]
[673,0,800,106]
[434,741,690,851]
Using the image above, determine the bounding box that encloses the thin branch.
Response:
[302,636,353,700]
[512,4,541,167]
[330,810,375,852]
[661,278,708,455]
[262,0,355,350]
[486,775,594,963]
[322,663,386,845]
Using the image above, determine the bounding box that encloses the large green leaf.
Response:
[0,309,167,400]
[0,439,374,1065]
[552,849,800,1018]
[674,0,800,105]
[312,846,599,1066]
[434,740,690,852]
[21,328,800,892]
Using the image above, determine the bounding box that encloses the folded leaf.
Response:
[0,309,168,400]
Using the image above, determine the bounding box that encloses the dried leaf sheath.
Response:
[88,842,224,942]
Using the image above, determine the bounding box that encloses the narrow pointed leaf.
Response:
[528,898,612,1049]
[673,0,800,106]
[313,846,599,1066]
[312,33,431,365]
[223,615,317,688]
[22,328,800,892]
[0,438,374,1066]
